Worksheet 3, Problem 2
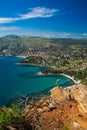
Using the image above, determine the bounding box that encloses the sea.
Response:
[0,56,74,106]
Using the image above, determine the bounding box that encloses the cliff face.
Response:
[71,85,87,115]
[23,85,87,130]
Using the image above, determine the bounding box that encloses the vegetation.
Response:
[63,126,70,130]
[0,104,21,130]
[1,35,87,129]
[20,56,46,66]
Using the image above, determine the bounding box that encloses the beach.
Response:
[61,73,81,84]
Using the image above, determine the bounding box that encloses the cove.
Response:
[0,56,74,106]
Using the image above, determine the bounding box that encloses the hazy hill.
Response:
[0,35,53,47]
[0,34,87,47]
[0,34,21,40]
[0,34,87,56]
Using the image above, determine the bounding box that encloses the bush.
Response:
[0,107,12,130]
[11,104,21,120]
[0,104,21,130]
[63,125,70,130]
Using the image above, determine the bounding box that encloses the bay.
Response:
[0,56,74,106]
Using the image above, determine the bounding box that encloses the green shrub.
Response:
[0,104,21,130]
[63,125,70,130]
[11,103,21,120]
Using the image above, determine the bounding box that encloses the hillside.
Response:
[1,85,87,130]
[22,85,87,130]
[0,35,87,129]
[0,35,87,85]
[0,34,87,56]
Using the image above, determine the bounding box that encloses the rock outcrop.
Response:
[71,85,87,115]
[51,86,69,103]
[22,85,87,130]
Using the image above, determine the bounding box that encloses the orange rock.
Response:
[71,85,87,114]
[23,86,87,130]
[51,86,69,103]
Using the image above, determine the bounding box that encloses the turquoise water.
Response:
[0,56,74,106]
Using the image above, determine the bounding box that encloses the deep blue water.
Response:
[0,56,74,106]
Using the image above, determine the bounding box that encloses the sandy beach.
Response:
[61,73,81,84]
[37,71,81,88]
[16,55,27,58]
[37,71,45,75]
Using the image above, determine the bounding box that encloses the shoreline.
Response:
[60,74,77,84]
[37,71,78,85]
[37,71,45,75]
[15,56,81,88]
[0,55,27,59]
[15,55,27,58]
[60,73,81,85]
[17,62,51,68]
[2,55,80,88]
[37,71,81,89]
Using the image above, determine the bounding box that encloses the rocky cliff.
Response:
[22,85,87,130]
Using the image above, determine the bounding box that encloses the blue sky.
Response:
[0,0,87,38]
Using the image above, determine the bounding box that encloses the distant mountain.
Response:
[0,34,21,40]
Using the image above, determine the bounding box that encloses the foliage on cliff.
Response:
[0,104,21,130]
[20,56,46,66]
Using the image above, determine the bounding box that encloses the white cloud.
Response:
[0,18,18,23]
[57,33,71,38]
[0,26,19,30]
[82,33,87,36]
[20,7,58,19]
[0,7,58,24]
[32,32,71,38]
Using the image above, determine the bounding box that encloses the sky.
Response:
[0,0,87,38]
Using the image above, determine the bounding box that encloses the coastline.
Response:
[37,71,53,76]
[15,55,27,58]
[37,71,45,75]
[0,55,27,59]
[37,71,78,86]
[60,74,77,84]
[60,73,81,85]
[17,62,51,68]
[6,54,80,88]
[15,56,81,88]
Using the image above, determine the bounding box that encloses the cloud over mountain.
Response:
[0,7,58,24]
